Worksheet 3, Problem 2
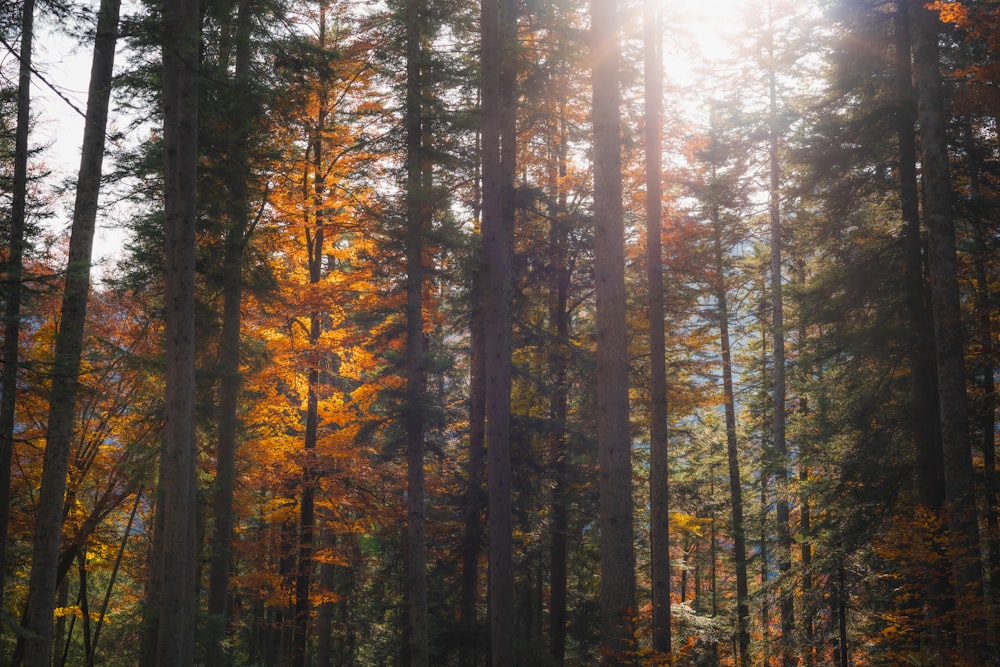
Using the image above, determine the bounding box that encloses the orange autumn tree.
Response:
[224,2,390,659]
[4,257,163,664]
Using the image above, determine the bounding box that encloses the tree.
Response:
[481,0,517,661]
[909,0,987,655]
[404,0,429,661]
[643,0,670,656]
[764,6,794,658]
[0,0,34,629]
[146,0,201,662]
[205,0,257,663]
[591,0,635,660]
[697,113,752,666]
[15,0,120,663]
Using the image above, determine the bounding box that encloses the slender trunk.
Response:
[964,125,1000,616]
[16,2,119,663]
[548,214,570,665]
[834,557,848,667]
[78,550,93,666]
[910,0,987,655]
[207,2,253,665]
[799,411,813,666]
[758,292,771,665]
[592,0,636,661]
[644,2,670,656]
[152,0,201,661]
[404,0,429,661]
[92,492,142,661]
[894,3,954,650]
[295,21,330,654]
[712,215,750,667]
[0,0,35,630]
[482,0,517,661]
[766,10,794,661]
[544,70,572,667]
[315,516,336,667]
[972,222,1000,614]
[460,265,486,667]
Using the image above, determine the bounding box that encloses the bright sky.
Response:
[29,0,752,273]
[33,20,122,274]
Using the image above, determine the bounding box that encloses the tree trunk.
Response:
[207,1,253,664]
[910,0,987,656]
[712,214,750,667]
[0,0,35,632]
[757,287,771,666]
[315,516,336,667]
[548,210,570,667]
[294,17,330,653]
[481,0,517,662]
[152,0,201,661]
[404,0,430,661]
[644,1,670,657]
[893,3,954,651]
[547,218,571,665]
[16,1,119,663]
[963,122,1000,616]
[591,0,636,661]
[765,7,794,661]
[460,263,486,667]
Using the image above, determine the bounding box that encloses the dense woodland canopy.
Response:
[1,0,999,664]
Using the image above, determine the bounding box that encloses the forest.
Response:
[1,0,998,664]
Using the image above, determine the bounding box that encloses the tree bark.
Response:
[16,1,119,663]
[0,0,35,631]
[207,1,254,665]
[481,0,517,662]
[404,0,430,663]
[548,202,570,667]
[910,0,987,656]
[712,214,750,667]
[765,6,794,660]
[149,0,201,662]
[460,263,486,667]
[644,2,671,657]
[591,0,636,661]
[893,3,955,651]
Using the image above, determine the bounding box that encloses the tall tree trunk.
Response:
[910,0,988,656]
[404,0,430,662]
[834,556,849,667]
[16,1,119,663]
[295,11,330,654]
[963,123,1000,615]
[151,0,201,661]
[757,288,771,666]
[481,0,517,662]
[894,2,953,651]
[644,2,670,657]
[315,516,336,667]
[591,0,636,661]
[207,0,254,664]
[92,491,142,662]
[548,210,570,666]
[0,0,35,630]
[765,7,794,661]
[712,213,750,667]
[798,390,814,666]
[460,264,486,667]
[544,58,572,666]
[972,221,1000,612]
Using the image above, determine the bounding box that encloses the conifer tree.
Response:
[591,0,635,660]
[15,0,120,663]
